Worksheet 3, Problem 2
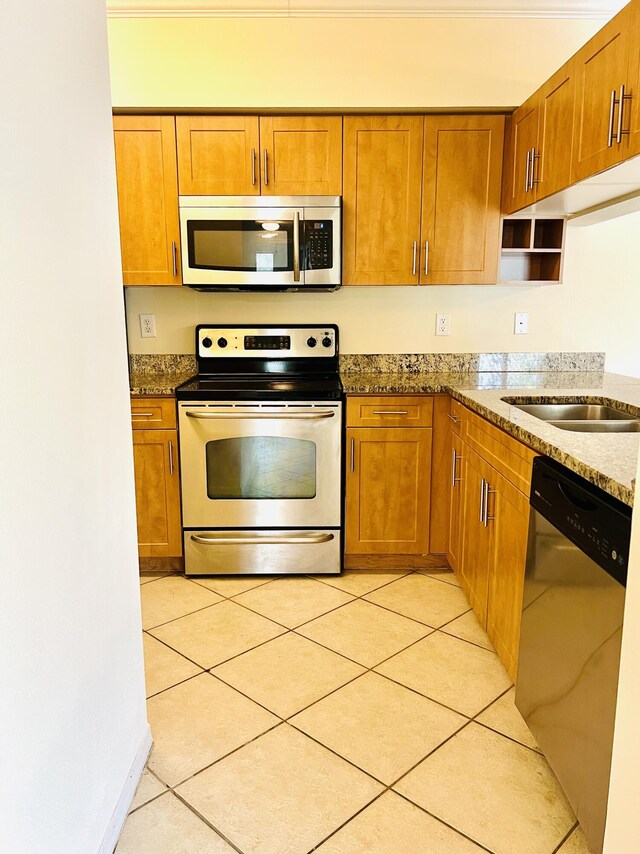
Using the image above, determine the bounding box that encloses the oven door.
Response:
[178,401,342,528]
[180,203,304,287]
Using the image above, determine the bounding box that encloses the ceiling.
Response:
[106,0,627,19]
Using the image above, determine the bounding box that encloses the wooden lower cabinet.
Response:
[345,426,432,555]
[446,429,464,573]
[132,428,182,558]
[456,422,531,682]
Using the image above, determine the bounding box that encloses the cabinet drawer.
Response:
[347,395,433,427]
[462,405,535,495]
[131,397,177,430]
[449,399,465,433]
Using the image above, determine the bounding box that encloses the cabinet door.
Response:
[176,116,260,195]
[421,115,504,285]
[502,99,539,214]
[486,471,529,682]
[459,448,491,625]
[624,1,640,158]
[536,61,576,200]
[345,427,432,554]
[260,116,342,195]
[343,116,423,285]
[446,430,464,574]
[113,116,181,286]
[572,7,631,182]
[132,429,182,558]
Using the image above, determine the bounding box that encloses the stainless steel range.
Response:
[176,325,343,576]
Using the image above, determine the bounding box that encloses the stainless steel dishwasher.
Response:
[516,456,631,854]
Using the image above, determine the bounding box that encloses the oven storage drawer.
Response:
[184,529,341,575]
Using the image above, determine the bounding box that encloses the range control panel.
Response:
[197,326,337,359]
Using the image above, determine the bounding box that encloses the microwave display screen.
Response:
[187,220,294,272]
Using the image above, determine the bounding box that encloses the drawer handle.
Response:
[132,412,155,418]
[447,414,460,425]
[371,410,409,415]
[191,532,334,546]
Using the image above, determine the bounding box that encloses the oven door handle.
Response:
[190,532,335,545]
[184,410,336,420]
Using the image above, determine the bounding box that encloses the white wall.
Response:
[124,210,640,376]
[0,1,148,852]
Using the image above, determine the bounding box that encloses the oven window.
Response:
[205,436,316,499]
[188,220,294,272]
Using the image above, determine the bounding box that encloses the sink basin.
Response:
[500,399,640,433]
[509,403,636,421]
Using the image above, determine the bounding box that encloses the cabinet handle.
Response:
[447,414,460,425]
[192,532,334,546]
[483,481,496,527]
[350,437,355,473]
[168,439,174,475]
[530,147,540,190]
[616,84,632,144]
[451,449,462,488]
[263,148,269,185]
[412,240,417,276]
[251,147,256,185]
[172,241,178,277]
[608,89,617,147]
[525,149,531,193]
[424,241,429,276]
[479,478,486,523]
[372,410,408,415]
[132,412,155,418]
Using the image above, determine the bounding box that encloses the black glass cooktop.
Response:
[176,373,343,401]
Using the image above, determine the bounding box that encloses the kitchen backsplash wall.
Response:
[124,209,640,379]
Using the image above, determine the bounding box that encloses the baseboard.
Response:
[98,724,152,854]
[139,556,184,573]
[344,553,450,570]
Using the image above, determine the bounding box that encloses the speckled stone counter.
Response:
[343,369,640,506]
[130,355,196,396]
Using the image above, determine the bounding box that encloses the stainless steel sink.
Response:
[510,403,635,421]
[502,400,640,433]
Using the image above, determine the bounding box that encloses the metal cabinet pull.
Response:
[525,149,531,193]
[172,241,178,277]
[263,149,269,185]
[251,147,256,185]
[447,414,460,425]
[293,210,301,282]
[480,477,486,523]
[412,240,417,276]
[372,410,408,416]
[483,481,496,527]
[530,147,540,190]
[451,449,461,488]
[168,439,174,475]
[350,437,355,473]
[616,84,632,144]
[185,409,335,420]
[424,241,429,276]
[191,532,334,546]
[132,412,155,418]
[608,89,617,147]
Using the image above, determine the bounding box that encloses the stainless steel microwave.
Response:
[179,196,341,291]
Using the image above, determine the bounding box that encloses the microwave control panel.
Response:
[304,221,333,270]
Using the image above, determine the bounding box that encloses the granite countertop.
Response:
[344,370,640,506]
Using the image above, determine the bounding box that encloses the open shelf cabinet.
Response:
[499,216,566,284]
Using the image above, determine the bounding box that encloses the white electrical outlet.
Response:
[139,314,156,338]
[436,313,450,336]
[514,312,529,335]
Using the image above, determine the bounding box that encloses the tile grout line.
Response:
[170,788,247,854]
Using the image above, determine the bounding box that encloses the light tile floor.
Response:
[119,569,592,854]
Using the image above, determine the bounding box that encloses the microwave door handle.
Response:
[293,211,301,282]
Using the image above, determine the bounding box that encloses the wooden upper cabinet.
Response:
[345,426,432,554]
[260,116,342,195]
[536,61,576,199]
[343,116,424,285]
[176,116,260,195]
[572,5,631,182]
[502,98,539,214]
[113,116,181,286]
[625,0,640,158]
[421,115,504,285]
